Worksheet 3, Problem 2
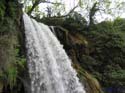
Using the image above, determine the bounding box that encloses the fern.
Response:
[6,66,18,89]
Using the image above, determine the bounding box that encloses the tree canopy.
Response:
[20,0,125,23]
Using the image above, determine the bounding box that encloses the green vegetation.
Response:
[0,0,25,93]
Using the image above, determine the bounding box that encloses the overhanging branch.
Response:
[40,1,61,5]
[50,4,78,18]
[27,0,61,15]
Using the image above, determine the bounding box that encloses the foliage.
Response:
[0,0,5,21]
[113,18,125,32]
[81,19,125,93]
[63,12,87,31]
[0,26,26,92]
[0,0,25,93]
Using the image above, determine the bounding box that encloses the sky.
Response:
[62,0,125,22]
[23,0,125,22]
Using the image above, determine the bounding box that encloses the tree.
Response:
[78,0,125,23]
[27,0,61,15]
[22,0,79,17]
[22,0,125,23]
[88,2,99,31]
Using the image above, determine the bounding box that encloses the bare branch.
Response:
[27,0,61,15]
[39,1,61,5]
[27,0,40,15]
[50,4,79,18]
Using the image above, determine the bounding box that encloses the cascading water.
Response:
[23,14,86,93]
[50,26,56,36]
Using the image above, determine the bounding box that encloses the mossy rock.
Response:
[74,64,103,93]
[0,81,3,92]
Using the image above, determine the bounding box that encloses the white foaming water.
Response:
[50,26,56,36]
[23,14,86,93]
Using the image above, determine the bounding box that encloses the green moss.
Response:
[0,0,25,92]
[0,0,5,21]
[76,66,103,93]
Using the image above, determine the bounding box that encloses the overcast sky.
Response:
[37,0,125,22]
[63,0,125,22]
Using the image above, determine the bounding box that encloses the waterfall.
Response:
[23,14,86,93]
[50,26,56,36]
